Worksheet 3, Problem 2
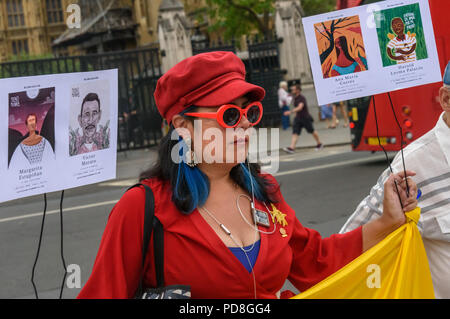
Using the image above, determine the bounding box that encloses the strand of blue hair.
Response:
[140,106,277,214]
[239,162,265,202]
[173,136,210,214]
[173,134,266,213]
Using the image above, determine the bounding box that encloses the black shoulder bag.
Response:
[128,183,191,299]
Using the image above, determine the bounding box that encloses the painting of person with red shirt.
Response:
[78,52,418,299]
[330,36,366,76]
[314,15,368,79]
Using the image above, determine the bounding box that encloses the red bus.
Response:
[337,0,450,151]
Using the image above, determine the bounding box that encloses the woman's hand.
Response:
[362,170,418,252]
[380,170,418,229]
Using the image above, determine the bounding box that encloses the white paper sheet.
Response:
[0,69,118,204]
[302,0,441,105]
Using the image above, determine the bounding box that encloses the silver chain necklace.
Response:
[198,204,258,299]
[198,205,259,253]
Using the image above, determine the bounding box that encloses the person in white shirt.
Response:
[340,61,450,298]
[278,81,292,130]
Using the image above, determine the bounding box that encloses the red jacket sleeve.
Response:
[260,172,363,295]
[288,218,362,293]
[77,187,146,299]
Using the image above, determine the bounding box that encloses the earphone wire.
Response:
[199,206,258,299]
[236,194,277,235]
[245,157,263,298]
[246,159,256,210]
[243,247,258,299]
[244,158,277,235]
[200,205,258,252]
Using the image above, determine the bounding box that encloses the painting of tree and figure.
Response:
[314,15,369,79]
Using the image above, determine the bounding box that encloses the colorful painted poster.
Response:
[302,0,441,105]
[374,3,428,67]
[0,69,118,204]
[8,88,56,170]
[314,15,369,79]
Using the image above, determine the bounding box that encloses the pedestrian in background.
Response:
[283,84,323,153]
[334,101,350,128]
[319,104,335,129]
[278,81,292,130]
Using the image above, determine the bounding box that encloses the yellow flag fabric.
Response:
[292,208,435,299]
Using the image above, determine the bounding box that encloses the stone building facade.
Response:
[0,0,74,61]
[0,0,313,85]
[275,0,312,83]
[0,0,205,60]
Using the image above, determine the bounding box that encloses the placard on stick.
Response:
[0,69,118,204]
[302,0,441,105]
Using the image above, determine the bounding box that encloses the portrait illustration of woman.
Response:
[9,113,55,168]
[314,15,369,79]
[8,88,56,170]
[330,36,365,76]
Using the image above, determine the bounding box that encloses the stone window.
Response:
[176,22,185,47]
[294,10,302,37]
[46,0,64,24]
[6,0,25,28]
[140,0,148,20]
[11,39,29,55]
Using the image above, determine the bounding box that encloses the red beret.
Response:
[154,51,266,124]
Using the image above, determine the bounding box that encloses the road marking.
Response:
[99,178,137,187]
[0,154,388,224]
[273,154,388,177]
[0,200,118,224]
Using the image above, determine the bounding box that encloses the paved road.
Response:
[0,145,394,299]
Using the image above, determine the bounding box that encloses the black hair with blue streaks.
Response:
[139,107,278,214]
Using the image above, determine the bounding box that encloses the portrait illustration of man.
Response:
[386,17,417,64]
[374,3,428,67]
[69,92,110,156]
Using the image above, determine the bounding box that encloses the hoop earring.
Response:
[183,136,198,168]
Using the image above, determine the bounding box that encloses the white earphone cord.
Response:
[236,194,277,235]
[199,206,258,299]
[243,160,277,235]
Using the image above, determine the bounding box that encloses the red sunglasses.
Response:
[185,101,263,128]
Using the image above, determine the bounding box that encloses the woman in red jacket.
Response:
[78,51,417,299]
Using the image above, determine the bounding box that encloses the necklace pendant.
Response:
[253,208,270,228]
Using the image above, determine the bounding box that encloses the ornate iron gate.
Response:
[0,48,163,151]
[246,36,283,127]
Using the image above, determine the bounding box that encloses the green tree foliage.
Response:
[203,0,339,40]
[301,0,337,16]
[205,0,275,40]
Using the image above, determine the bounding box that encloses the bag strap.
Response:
[153,215,165,288]
[128,183,165,295]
